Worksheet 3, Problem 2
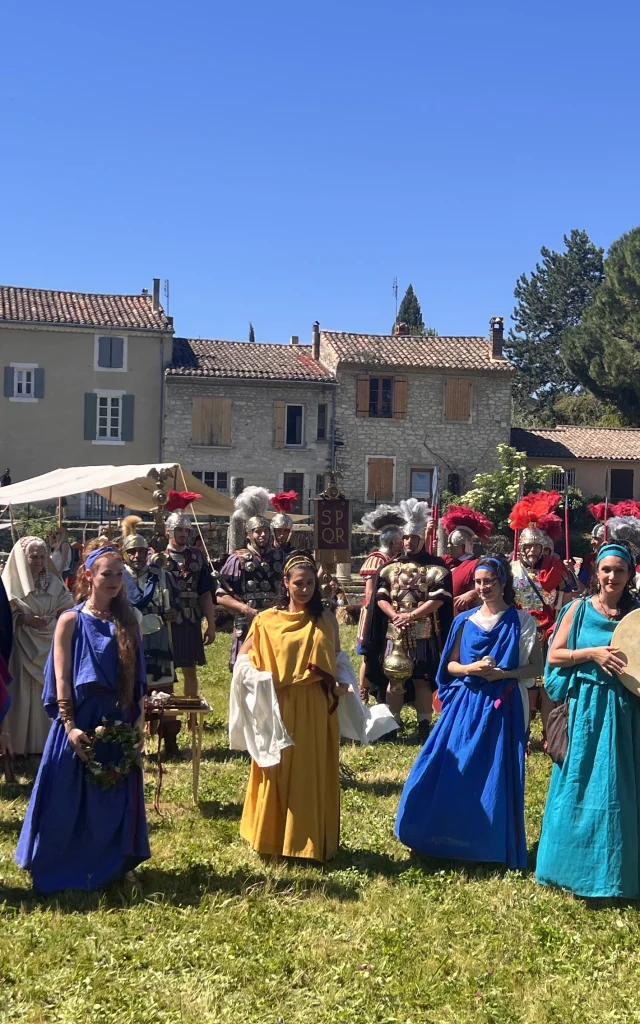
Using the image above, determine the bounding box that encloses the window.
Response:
[97,394,122,440]
[366,457,395,501]
[317,403,328,440]
[85,391,133,444]
[610,469,634,501]
[445,378,472,422]
[283,473,304,512]
[285,404,304,446]
[4,364,43,401]
[191,470,228,492]
[191,397,232,446]
[549,469,576,491]
[315,473,326,495]
[15,367,33,396]
[410,468,433,500]
[94,335,127,371]
[369,378,393,418]
[355,375,407,418]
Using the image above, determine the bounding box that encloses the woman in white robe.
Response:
[1,537,74,755]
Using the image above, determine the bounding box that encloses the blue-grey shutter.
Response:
[121,394,134,441]
[4,367,14,397]
[34,368,45,399]
[110,337,124,368]
[98,337,111,367]
[84,393,98,440]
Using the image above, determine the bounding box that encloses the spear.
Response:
[512,467,525,560]
[603,467,611,542]
[430,467,439,555]
[564,472,571,563]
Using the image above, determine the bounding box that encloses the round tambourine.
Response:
[612,608,640,697]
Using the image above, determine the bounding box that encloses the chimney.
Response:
[394,322,408,336]
[152,278,161,311]
[490,316,504,358]
[312,321,320,360]
[290,335,299,346]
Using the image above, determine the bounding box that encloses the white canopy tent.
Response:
[0,463,235,518]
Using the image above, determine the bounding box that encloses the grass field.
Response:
[2,626,640,1024]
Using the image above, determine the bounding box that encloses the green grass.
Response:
[2,627,640,1023]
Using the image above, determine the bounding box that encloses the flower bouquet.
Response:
[85,718,143,790]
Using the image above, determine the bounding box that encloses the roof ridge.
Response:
[1,283,157,300]
[181,337,313,347]
[520,425,640,433]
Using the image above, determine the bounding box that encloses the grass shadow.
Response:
[140,863,361,905]
[199,746,250,764]
[198,799,243,820]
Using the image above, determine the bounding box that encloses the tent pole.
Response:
[107,488,113,540]
[9,504,17,545]
[57,496,63,528]
[179,465,214,571]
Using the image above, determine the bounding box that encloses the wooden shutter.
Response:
[111,337,124,368]
[445,378,472,422]
[367,458,394,500]
[84,393,97,440]
[98,337,111,367]
[121,395,135,441]
[356,375,370,417]
[211,397,232,446]
[4,367,14,397]
[34,368,45,399]
[393,376,408,418]
[273,400,285,447]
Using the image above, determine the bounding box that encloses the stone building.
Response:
[319,317,513,518]
[163,336,338,514]
[0,280,174,517]
[512,426,640,500]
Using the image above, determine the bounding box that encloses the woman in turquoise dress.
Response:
[536,542,640,898]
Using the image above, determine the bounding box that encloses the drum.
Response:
[612,609,640,696]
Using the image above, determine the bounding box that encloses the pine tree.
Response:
[396,284,429,335]
[248,322,256,343]
[505,229,604,423]
[562,226,640,424]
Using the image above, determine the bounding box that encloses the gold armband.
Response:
[58,698,75,728]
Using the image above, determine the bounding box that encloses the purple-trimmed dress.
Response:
[15,605,150,893]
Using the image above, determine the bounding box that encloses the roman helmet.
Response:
[121,515,149,554]
[510,491,562,553]
[398,498,431,540]
[270,490,297,534]
[440,505,493,555]
[232,485,271,534]
[361,503,404,553]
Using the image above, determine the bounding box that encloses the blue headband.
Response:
[85,545,118,570]
[596,542,635,570]
[475,557,507,583]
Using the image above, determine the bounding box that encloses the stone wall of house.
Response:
[335,367,512,518]
[163,376,337,514]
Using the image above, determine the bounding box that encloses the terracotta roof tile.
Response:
[168,338,336,383]
[320,330,513,373]
[0,285,172,331]
[511,426,640,461]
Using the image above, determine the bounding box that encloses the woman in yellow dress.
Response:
[239,552,346,861]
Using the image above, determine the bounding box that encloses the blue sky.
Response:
[1,0,638,344]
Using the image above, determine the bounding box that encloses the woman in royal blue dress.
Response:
[16,544,150,893]
[536,542,640,898]
[395,556,542,869]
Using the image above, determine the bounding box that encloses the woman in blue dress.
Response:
[536,542,640,898]
[16,544,150,893]
[395,556,542,869]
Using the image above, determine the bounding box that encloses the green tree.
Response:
[505,229,605,423]
[562,226,640,425]
[453,444,563,535]
[395,284,437,335]
[248,322,256,343]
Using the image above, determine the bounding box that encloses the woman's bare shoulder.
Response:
[57,609,78,631]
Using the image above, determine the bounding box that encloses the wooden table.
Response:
[144,697,213,807]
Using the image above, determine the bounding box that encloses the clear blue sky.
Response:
[1,0,638,344]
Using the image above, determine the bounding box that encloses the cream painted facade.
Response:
[0,323,173,489]
[527,457,640,500]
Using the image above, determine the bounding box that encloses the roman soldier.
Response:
[440,505,494,613]
[270,490,297,558]
[362,498,453,744]
[217,486,282,669]
[161,509,217,697]
[510,491,568,742]
[121,517,182,756]
[357,504,405,701]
